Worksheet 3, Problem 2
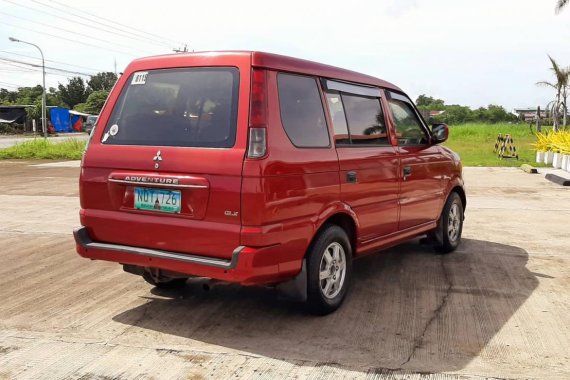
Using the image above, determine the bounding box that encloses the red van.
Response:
[74,51,465,314]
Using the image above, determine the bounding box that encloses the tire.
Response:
[306,224,352,315]
[142,270,187,288]
[434,192,464,254]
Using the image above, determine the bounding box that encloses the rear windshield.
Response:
[101,67,239,148]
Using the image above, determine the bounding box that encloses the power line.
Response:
[2,60,70,76]
[1,0,155,56]
[3,20,143,58]
[8,0,178,51]
[33,0,175,48]
[0,81,22,87]
[0,68,37,73]
[1,62,82,79]
[0,62,37,72]
[0,50,106,72]
[0,10,152,56]
[46,0,184,47]
[42,0,179,48]
[0,57,93,76]
[2,60,85,79]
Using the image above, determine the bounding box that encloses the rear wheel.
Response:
[142,270,187,288]
[434,192,464,254]
[306,225,352,315]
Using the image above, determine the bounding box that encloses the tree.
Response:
[436,105,474,124]
[88,72,118,92]
[74,90,109,114]
[0,88,17,103]
[58,77,91,109]
[536,55,569,130]
[416,94,445,110]
[556,0,568,13]
[483,105,517,124]
[0,85,67,128]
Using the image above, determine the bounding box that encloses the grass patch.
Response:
[0,138,86,160]
[444,123,549,167]
[0,123,550,166]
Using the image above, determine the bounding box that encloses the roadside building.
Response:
[0,105,33,132]
[514,107,549,121]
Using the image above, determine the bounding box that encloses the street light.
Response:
[9,37,47,139]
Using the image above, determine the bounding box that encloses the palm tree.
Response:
[537,56,569,130]
[556,0,568,13]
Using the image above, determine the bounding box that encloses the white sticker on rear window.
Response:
[109,124,119,136]
[131,71,148,85]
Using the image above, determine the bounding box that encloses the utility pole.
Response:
[9,37,47,139]
[114,58,117,76]
[536,105,542,133]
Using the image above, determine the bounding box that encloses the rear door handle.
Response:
[346,171,357,183]
[403,166,412,180]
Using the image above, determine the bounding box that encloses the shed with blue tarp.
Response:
[49,107,71,132]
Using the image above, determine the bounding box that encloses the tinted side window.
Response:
[102,67,239,148]
[278,74,330,148]
[387,93,429,145]
[341,94,389,145]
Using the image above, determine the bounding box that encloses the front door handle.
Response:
[403,166,412,180]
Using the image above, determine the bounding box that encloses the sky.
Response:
[1,0,569,111]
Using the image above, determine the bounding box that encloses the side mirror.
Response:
[431,123,448,144]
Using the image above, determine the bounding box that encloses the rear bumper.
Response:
[74,226,286,285]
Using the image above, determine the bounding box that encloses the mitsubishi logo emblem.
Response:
[153,150,162,169]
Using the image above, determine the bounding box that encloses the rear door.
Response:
[384,91,447,231]
[324,80,399,245]
[80,54,251,260]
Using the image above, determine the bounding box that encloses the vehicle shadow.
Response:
[112,238,538,373]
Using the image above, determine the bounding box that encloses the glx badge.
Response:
[153,150,162,169]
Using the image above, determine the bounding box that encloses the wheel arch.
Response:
[276,208,358,302]
[451,185,467,211]
[312,210,358,257]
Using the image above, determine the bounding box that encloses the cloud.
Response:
[385,0,420,17]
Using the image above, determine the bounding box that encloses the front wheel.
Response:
[306,225,352,315]
[434,192,464,254]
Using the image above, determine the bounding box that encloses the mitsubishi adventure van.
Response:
[74,51,465,314]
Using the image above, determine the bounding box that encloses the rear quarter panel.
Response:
[241,70,340,275]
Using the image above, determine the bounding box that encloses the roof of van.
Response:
[132,51,401,92]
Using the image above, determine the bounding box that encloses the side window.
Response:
[325,92,350,145]
[341,94,389,145]
[387,92,429,145]
[277,74,330,148]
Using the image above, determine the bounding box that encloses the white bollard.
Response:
[544,151,554,165]
[552,153,562,169]
[562,155,570,172]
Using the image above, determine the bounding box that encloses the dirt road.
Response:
[0,161,568,379]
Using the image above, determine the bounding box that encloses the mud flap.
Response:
[433,216,444,245]
[276,260,307,302]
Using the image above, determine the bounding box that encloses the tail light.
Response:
[248,128,266,158]
[247,69,267,159]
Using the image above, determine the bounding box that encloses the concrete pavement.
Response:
[0,162,568,379]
